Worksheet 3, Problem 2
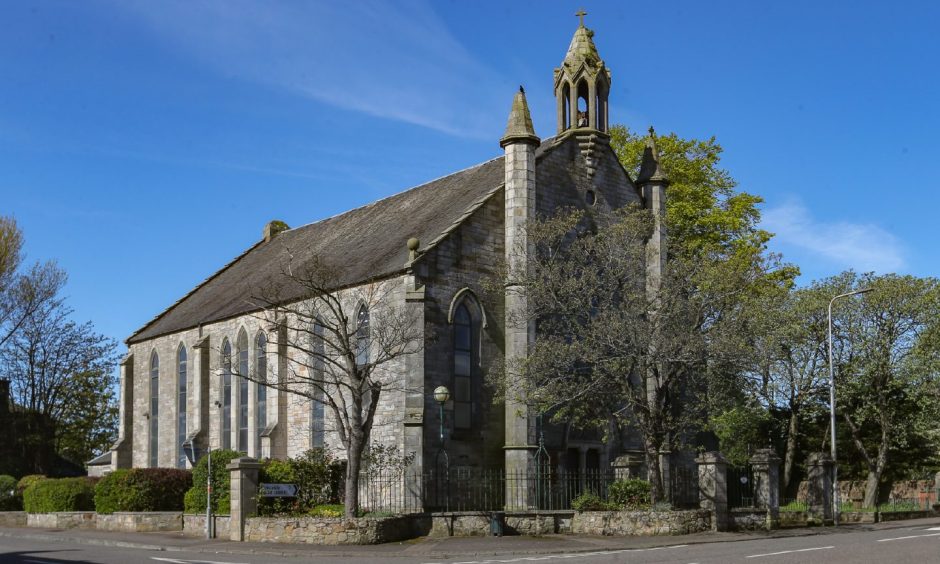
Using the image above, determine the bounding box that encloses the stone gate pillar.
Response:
[806,452,833,525]
[228,457,261,541]
[750,449,781,530]
[697,452,728,532]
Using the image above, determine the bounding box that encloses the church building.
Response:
[100,17,670,501]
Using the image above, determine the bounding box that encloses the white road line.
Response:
[877,532,940,542]
[746,546,834,558]
[420,544,687,564]
[927,527,940,531]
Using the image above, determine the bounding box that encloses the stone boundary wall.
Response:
[570,510,711,536]
[429,511,574,537]
[96,512,182,532]
[182,514,231,538]
[0,512,26,527]
[728,509,767,531]
[778,512,808,528]
[27,512,96,529]
[876,510,934,522]
[244,515,425,545]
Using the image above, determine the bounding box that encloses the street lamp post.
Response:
[433,385,451,512]
[828,287,872,526]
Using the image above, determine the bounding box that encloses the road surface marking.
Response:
[420,544,687,564]
[151,558,250,564]
[746,546,833,558]
[877,532,940,542]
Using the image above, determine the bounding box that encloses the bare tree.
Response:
[495,206,766,501]
[242,254,424,518]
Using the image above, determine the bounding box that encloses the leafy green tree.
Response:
[1,291,119,465]
[834,272,940,507]
[609,126,779,265]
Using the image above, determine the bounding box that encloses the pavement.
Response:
[2,516,940,560]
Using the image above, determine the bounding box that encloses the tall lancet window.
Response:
[453,305,473,429]
[255,332,267,454]
[149,351,160,467]
[177,344,187,469]
[311,321,325,448]
[355,306,370,367]
[221,339,232,450]
[237,329,249,453]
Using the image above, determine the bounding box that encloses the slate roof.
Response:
[127,140,556,344]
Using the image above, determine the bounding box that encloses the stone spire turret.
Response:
[554,10,611,134]
[637,127,669,185]
[501,85,538,508]
[500,86,540,148]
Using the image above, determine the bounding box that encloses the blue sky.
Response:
[2,0,939,354]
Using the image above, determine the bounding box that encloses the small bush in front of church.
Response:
[184,449,240,515]
[257,448,345,516]
[23,477,97,513]
[95,468,192,514]
[608,479,652,510]
[571,491,611,512]
[0,475,21,510]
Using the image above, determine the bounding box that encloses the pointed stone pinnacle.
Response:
[637,126,669,185]
[500,87,540,148]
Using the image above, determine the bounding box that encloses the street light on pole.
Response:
[828,287,872,525]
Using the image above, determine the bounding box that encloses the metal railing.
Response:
[356,467,701,514]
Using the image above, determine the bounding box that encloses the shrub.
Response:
[608,479,652,510]
[23,477,97,513]
[16,475,46,496]
[0,475,21,511]
[571,491,610,512]
[95,468,192,514]
[308,504,344,518]
[257,449,345,516]
[184,450,240,515]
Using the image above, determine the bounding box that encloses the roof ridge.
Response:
[284,155,506,235]
[126,239,264,344]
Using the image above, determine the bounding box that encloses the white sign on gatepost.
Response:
[259,483,298,498]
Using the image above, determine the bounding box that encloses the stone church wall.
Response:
[126,276,410,468]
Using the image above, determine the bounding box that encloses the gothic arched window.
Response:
[237,329,249,453]
[453,304,473,430]
[221,339,232,450]
[255,332,267,454]
[355,306,370,368]
[177,344,187,469]
[149,351,160,467]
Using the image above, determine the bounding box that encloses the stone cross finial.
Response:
[576,9,587,27]
[649,125,656,136]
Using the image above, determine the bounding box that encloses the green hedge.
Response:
[16,475,46,495]
[183,450,240,515]
[94,468,192,514]
[23,477,97,513]
[0,475,21,511]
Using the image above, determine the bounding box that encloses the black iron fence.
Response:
[357,467,701,514]
[727,465,755,508]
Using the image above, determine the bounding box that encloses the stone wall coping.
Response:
[227,457,262,470]
[429,510,575,517]
[107,511,183,516]
[729,508,766,514]
[27,511,96,515]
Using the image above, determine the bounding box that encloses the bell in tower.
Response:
[554,10,611,135]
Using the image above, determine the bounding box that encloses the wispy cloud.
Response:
[112,0,506,139]
[762,199,906,273]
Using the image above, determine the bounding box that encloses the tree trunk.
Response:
[344,436,365,519]
[644,434,664,503]
[783,410,799,490]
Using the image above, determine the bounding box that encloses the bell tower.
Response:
[554,10,611,135]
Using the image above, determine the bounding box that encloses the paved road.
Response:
[2,524,940,564]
